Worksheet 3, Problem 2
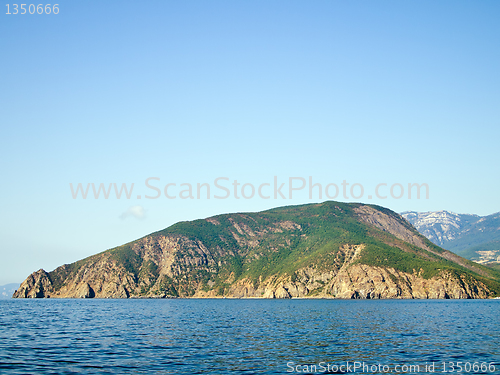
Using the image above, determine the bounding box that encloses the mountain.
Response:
[14,202,500,299]
[0,283,20,299]
[401,210,500,264]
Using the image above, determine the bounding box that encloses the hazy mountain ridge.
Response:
[0,283,20,299]
[402,210,500,264]
[400,211,479,245]
[14,202,500,299]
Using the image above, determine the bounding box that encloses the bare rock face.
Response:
[215,244,491,300]
[354,205,431,251]
[76,283,95,299]
[192,264,490,300]
[13,269,52,298]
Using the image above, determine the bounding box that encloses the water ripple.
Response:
[0,299,499,374]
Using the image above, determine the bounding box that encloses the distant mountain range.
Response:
[401,211,500,265]
[14,202,500,299]
[0,283,19,299]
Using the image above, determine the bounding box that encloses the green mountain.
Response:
[14,202,500,299]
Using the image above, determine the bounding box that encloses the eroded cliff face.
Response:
[13,242,492,299]
[213,265,490,299]
[354,206,431,251]
[14,235,202,299]
[13,269,52,298]
[197,244,491,299]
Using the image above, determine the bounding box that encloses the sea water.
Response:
[0,299,499,374]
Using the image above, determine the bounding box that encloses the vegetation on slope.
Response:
[44,201,500,297]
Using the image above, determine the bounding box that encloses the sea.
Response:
[0,299,499,374]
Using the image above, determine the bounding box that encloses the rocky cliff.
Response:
[14,202,500,299]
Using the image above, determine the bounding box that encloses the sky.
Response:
[1,0,499,285]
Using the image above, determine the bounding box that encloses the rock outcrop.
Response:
[14,269,52,298]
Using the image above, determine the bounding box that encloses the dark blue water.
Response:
[0,300,499,374]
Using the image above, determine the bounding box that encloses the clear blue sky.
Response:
[1,0,499,285]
